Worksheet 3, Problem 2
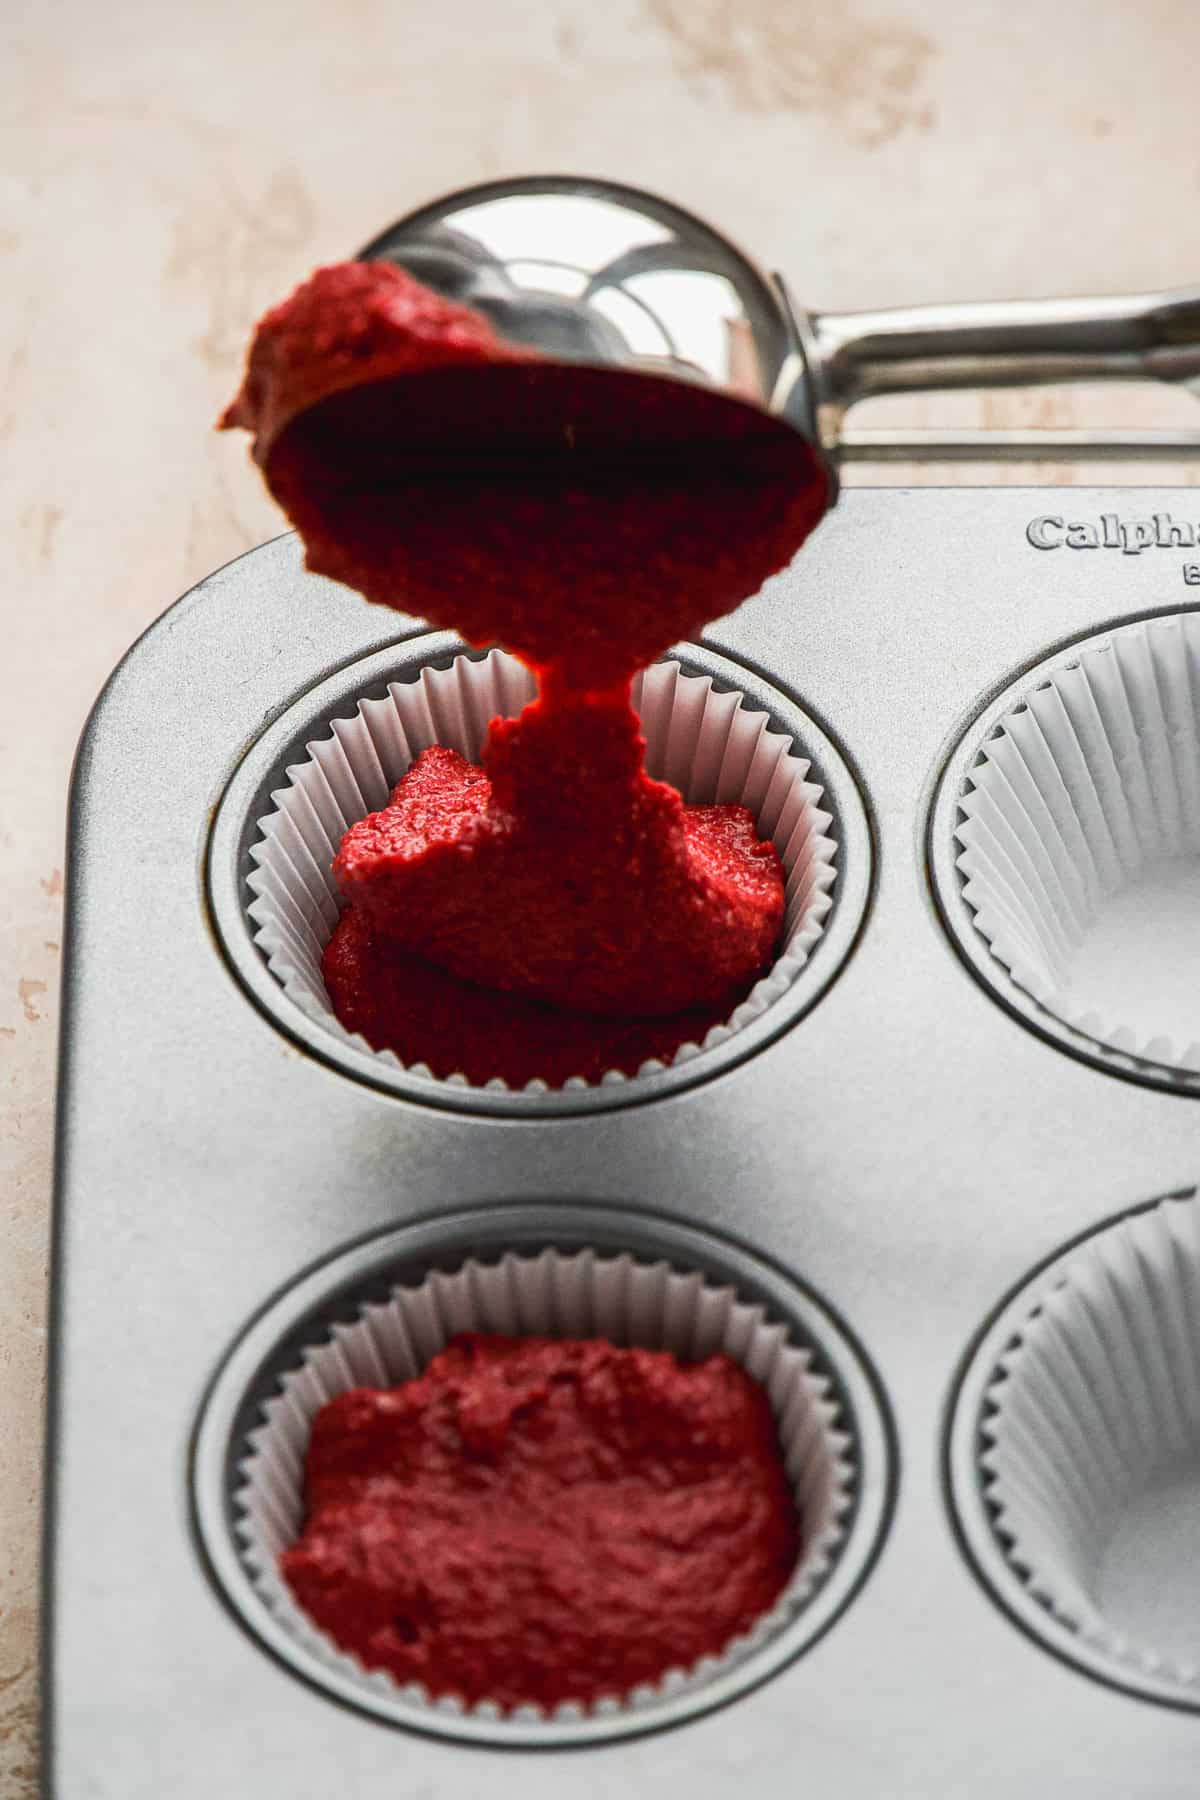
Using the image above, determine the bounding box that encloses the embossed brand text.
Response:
[1027,512,1200,583]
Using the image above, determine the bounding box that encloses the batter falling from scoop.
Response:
[222,262,830,1083]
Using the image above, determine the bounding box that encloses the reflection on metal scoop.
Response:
[361,175,1200,487]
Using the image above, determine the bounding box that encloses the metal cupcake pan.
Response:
[46,494,1200,1797]
[207,580,1200,1723]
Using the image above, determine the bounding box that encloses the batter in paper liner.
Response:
[281,1332,799,1709]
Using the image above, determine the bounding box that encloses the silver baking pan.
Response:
[45,487,1200,1797]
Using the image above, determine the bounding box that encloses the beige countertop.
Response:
[3,0,1200,1787]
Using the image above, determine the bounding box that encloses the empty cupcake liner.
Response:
[246,648,838,1092]
[981,1190,1200,1685]
[234,1247,856,1726]
[955,612,1200,1072]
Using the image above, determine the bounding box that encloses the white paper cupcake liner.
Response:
[235,1247,856,1724]
[246,648,838,1091]
[956,613,1200,1071]
[982,1190,1200,1684]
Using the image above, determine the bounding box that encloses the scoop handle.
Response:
[836,427,1200,463]
[783,285,1200,451]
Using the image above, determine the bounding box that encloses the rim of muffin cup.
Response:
[241,644,840,1096]
[192,1204,894,1746]
[936,610,1200,1090]
[949,1185,1200,1708]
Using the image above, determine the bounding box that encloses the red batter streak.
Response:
[223,263,828,1080]
[281,1334,799,1708]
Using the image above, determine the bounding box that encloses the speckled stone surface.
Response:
[3,0,1199,1787]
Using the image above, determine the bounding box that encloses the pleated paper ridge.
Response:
[956,616,1200,1070]
[981,1190,1200,1682]
[246,650,839,1091]
[235,1248,856,1725]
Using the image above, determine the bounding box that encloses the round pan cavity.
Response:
[947,1185,1200,1709]
[192,1204,894,1746]
[208,633,873,1116]
[931,611,1200,1092]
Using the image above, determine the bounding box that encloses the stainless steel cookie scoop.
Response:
[361,174,1200,488]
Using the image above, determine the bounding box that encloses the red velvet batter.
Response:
[223,263,825,1079]
[332,714,784,1019]
[221,264,829,686]
[323,902,744,1085]
[281,1333,799,1709]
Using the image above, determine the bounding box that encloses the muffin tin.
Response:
[45,490,1200,1797]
